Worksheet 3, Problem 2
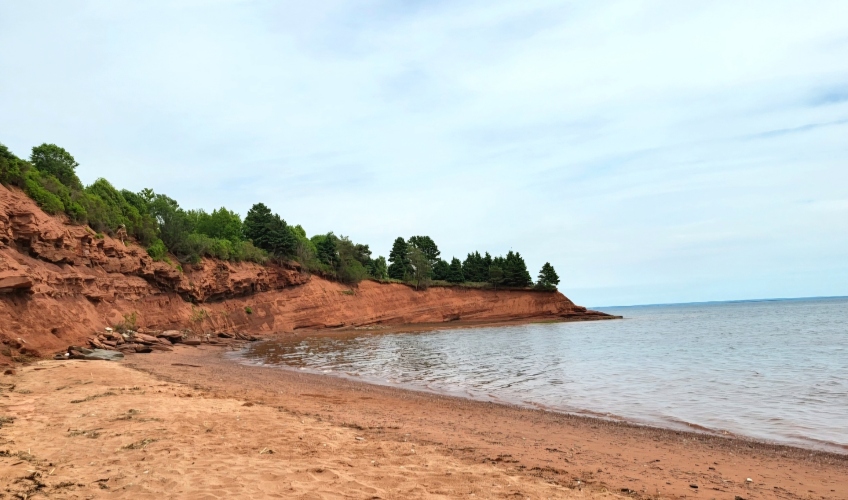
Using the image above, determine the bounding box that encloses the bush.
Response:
[0,156,26,187]
[23,169,65,214]
[147,239,168,261]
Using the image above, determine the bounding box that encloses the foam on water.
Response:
[237,297,848,453]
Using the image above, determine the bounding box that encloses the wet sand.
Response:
[2,344,846,499]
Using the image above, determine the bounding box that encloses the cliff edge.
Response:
[0,183,613,364]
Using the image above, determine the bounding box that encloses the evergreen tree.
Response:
[503,251,532,287]
[243,203,275,249]
[432,259,450,280]
[446,257,465,283]
[387,237,410,280]
[462,252,478,282]
[266,214,297,257]
[488,264,504,289]
[536,262,560,290]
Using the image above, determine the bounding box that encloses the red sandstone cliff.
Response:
[0,183,612,364]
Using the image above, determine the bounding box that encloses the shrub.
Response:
[147,239,168,261]
[23,169,64,214]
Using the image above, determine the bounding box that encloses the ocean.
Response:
[236,296,848,453]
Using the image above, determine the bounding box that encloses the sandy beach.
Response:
[2,343,845,499]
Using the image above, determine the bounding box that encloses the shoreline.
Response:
[233,353,848,456]
[236,321,845,457]
[3,345,846,499]
[133,345,847,499]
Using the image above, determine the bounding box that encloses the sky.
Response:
[1,1,847,307]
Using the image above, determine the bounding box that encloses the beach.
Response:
[2,343,845,499]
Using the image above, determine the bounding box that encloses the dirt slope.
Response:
[0,183,611,363]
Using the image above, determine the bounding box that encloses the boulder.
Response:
[183,339,202,346]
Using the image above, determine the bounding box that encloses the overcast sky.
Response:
[1,1,847,307]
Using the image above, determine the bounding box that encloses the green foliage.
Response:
[114,312,138,333]
[244,203,274,248]
[368,256,389,280]
[446,257,465,283]
[244,203,296,258]
[83,178,156,240]
[408,246,432,290]
[0,144,27,187]
[245,306,253,315]
[147,239,167,261]
[8,140,560,289]
[387,237,410,280]
[488,265,504,288]
[23,169,65,214]
[462,251,492,282]
[30,143,82,189]
[432,259,450,280]
[408,235,440,270]
[191,207,243,243]
[502,251,532,287]
[148,192,196,260]
[535,262,560,290]
[314,233,339,267]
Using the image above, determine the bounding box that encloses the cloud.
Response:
[1,0,846,305]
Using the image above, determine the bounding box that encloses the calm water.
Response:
[237,297,848,453]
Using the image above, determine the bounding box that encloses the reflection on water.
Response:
[237,297,848,453]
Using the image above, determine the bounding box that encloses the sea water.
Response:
[238,297,848,452]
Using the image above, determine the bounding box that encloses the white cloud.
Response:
[1,0,846,305]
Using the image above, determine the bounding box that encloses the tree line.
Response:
[387,236,560,290]
[1,141,559,290]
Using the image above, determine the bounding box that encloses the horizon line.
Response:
[591,294,848,310]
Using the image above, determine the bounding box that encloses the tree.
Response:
[266,214,297,257]
[408,235,440,269]
[503,251,532,287]
[536,262,560,290]
[488,265,504,289]
[194,207,243,243]
[369,256,389,279]
[243,203,275,249]
[432,259,449,280]
[446,257,465,283]
[408,247,432,290]
[147,192,195,260]
[387,237,410,280]
[316,232,339,267]
[30,143,82,189]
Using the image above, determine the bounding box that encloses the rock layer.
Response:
[0,183,613,363]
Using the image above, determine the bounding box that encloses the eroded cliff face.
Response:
[0,183,610,364]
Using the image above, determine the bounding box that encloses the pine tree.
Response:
[488,264,504,289]
[432,259,450,280]
[387,237,410,280]
[503,251,532,287]
[536,262,560,290]
[243,203,274,250]
[266,214,297,257]
[446,257,465,283]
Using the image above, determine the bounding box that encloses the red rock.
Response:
[0,182,615,359]
[183,339,202,346]
[0,273,32,292]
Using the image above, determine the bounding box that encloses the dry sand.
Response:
[2,344,846,499]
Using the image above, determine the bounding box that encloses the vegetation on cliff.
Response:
[1,141,560,290]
